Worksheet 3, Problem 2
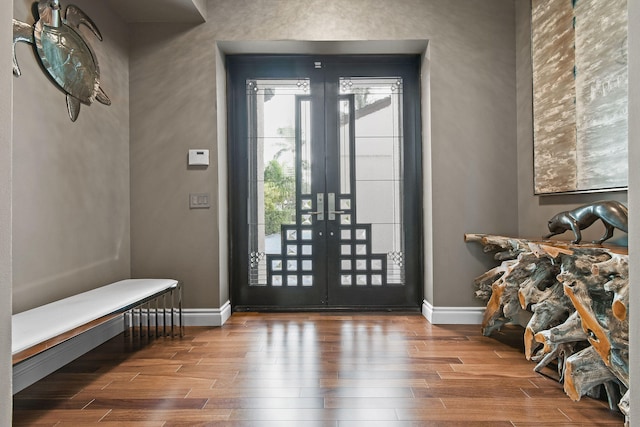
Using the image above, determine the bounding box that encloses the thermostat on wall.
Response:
[188,149,209,166]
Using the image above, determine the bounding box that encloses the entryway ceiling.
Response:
[107,0,206,23]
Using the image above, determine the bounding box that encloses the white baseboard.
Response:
[126,301,232,327]
[422,300,484,324]
[12,302,232,394]
[183,301,232,326]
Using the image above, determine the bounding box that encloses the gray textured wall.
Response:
[1,0,13,421]
[3,0,638,421]
[12,0,131,312]
[628,0,639,421]
[129,23,221,308]
[516,0,628,246]
[129,0,518,309]
[214,46,230,305]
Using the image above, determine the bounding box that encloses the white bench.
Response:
[12,278,183,365]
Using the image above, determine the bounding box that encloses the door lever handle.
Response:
[327,193,344,220]
[312,193,324,221]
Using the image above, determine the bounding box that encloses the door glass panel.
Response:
[247,78,312,286]
[300,100,312,194]
[338,77,405,285]
[339,99,351,195]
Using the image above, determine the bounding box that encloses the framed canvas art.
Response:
[531,0,628,194]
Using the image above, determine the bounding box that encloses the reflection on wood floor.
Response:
[13,312,624,426]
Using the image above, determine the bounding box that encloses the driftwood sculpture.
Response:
[465,234,629,424]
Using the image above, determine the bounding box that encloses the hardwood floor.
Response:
[13,312,624,426]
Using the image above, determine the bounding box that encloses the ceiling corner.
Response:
[107,0,206,24]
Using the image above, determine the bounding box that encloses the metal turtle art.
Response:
[12,0,111,121]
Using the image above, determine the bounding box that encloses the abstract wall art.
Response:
[531,0,628,194]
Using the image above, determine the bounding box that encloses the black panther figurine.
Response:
[544,200,628,244]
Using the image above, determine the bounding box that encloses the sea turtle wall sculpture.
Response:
[12,0,111,122]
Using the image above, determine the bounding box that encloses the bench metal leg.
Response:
[146,301,151,338]
[163,293,167,337]
[178,282,184,337]
[119,284,183,341]
[124,311,130,338]
[155,297,159,338]
[170,289,175,338]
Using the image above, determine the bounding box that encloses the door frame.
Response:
[227,54,423,311]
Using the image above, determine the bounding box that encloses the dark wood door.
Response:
[228,55,422,310]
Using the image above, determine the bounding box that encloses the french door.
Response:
[228,55,421,310]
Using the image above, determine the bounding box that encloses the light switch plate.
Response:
[189,193,210,209]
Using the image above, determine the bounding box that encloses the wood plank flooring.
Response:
[13,312,624,426]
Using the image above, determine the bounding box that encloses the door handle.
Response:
[327,193,344,220]
[310,193,324,221]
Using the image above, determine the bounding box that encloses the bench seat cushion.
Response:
[12,278,178,355]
